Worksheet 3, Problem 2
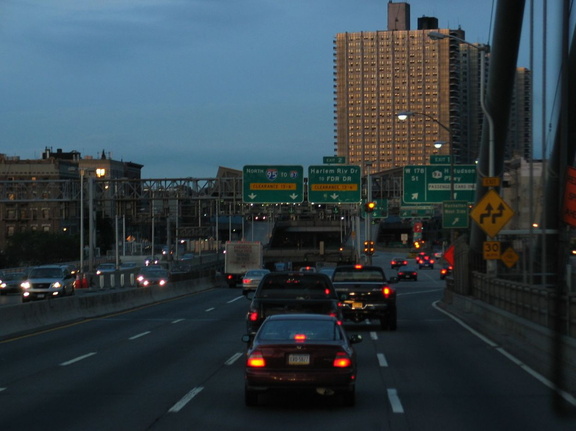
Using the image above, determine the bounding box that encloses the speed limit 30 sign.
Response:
[483,241,501,260]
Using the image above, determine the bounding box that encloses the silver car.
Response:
[241,269,270,292]
[21,265,76,302]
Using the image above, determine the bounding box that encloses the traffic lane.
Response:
[375,290,576,431]
[0,287,249,431]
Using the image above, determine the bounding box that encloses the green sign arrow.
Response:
[442,200,470,228]
[243,165,304,203]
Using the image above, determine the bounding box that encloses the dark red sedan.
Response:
[243,314,362,407]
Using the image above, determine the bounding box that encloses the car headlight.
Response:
[53,282,62,288]
[21,281,31,289]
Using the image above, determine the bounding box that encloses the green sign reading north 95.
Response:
[243,165,304,203]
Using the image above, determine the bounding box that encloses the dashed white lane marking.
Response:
[387,388,405,413]
[227,296,244,303]
[377,353,388,367]
[205,307,215,312]
[0,387,6,392]
[172,319,185,324]
[60,352,97,366]
[169,386,204,413]
[225,352,243,366]
[370,331,378,340]
[129,331,151,340]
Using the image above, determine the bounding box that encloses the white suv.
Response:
[21,265,76,302]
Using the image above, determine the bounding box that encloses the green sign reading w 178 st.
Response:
[403,165,477,204]
[243,165,304,203]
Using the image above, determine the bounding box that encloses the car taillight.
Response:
[382,286,391,298]
[243,279,252,284]
[333,352,352,368]
[227,274,233,280]
[248,311,259,322]
[247,351,266,368]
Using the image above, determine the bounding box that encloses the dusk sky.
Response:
[0,1,561,178]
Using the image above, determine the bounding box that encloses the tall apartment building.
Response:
[333,2,487,175]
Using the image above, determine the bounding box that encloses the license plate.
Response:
[352,301,363,309]
[36,294,45,299]
[288,353,310,365]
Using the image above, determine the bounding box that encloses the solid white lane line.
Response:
[225,352,244,366]
[377,353,388,367]
[387,388,405,413]
[60,352,97,366]
[129,331,151,340]
[433,301,576,407]
[169,386,204,413]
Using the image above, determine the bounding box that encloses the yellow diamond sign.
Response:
[470,190,514,237]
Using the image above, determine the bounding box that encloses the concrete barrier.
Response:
[0,275,221,340]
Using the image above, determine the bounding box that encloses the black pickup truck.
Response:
[332,264,397,330]
[244,272,342,336]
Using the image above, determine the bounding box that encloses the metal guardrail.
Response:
[470,272,576,338]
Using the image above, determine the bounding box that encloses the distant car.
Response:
[440,265,453,280]
[390,257,408,269]
[0,272,27,295]
[243,314,362,407]
[144,256,160,266]
[298,266,316,272]
[241,269,270,292]
[416,254,435,269]
[136,267,170,287]
[96,263,116,275]
[21,265,76,302]
[397,266,418,281]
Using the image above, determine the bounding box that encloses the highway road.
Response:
[0,250,574,430]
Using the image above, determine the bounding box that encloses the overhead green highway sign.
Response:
[243,165,304,203]
[308,165,361,204]
[442,200,470,228]
[403,165,477,204]
[323,156,346,164]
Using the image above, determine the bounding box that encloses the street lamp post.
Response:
[427,31,495,275]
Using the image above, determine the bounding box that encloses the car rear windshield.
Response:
[257,319,343,342]
[257,274,335,298]
[333,268,385,282]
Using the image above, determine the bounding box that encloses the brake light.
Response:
[382,286,391,298]
[354,264,363,269]
[247,351,266,368]
[227,274,233,280]
[294,334,306,342]
[243,279,252,284]
[333,352,352,368]
[248,311,259,322]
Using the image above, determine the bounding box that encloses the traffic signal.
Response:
[363,240,375,255]
[364,201,376,213]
